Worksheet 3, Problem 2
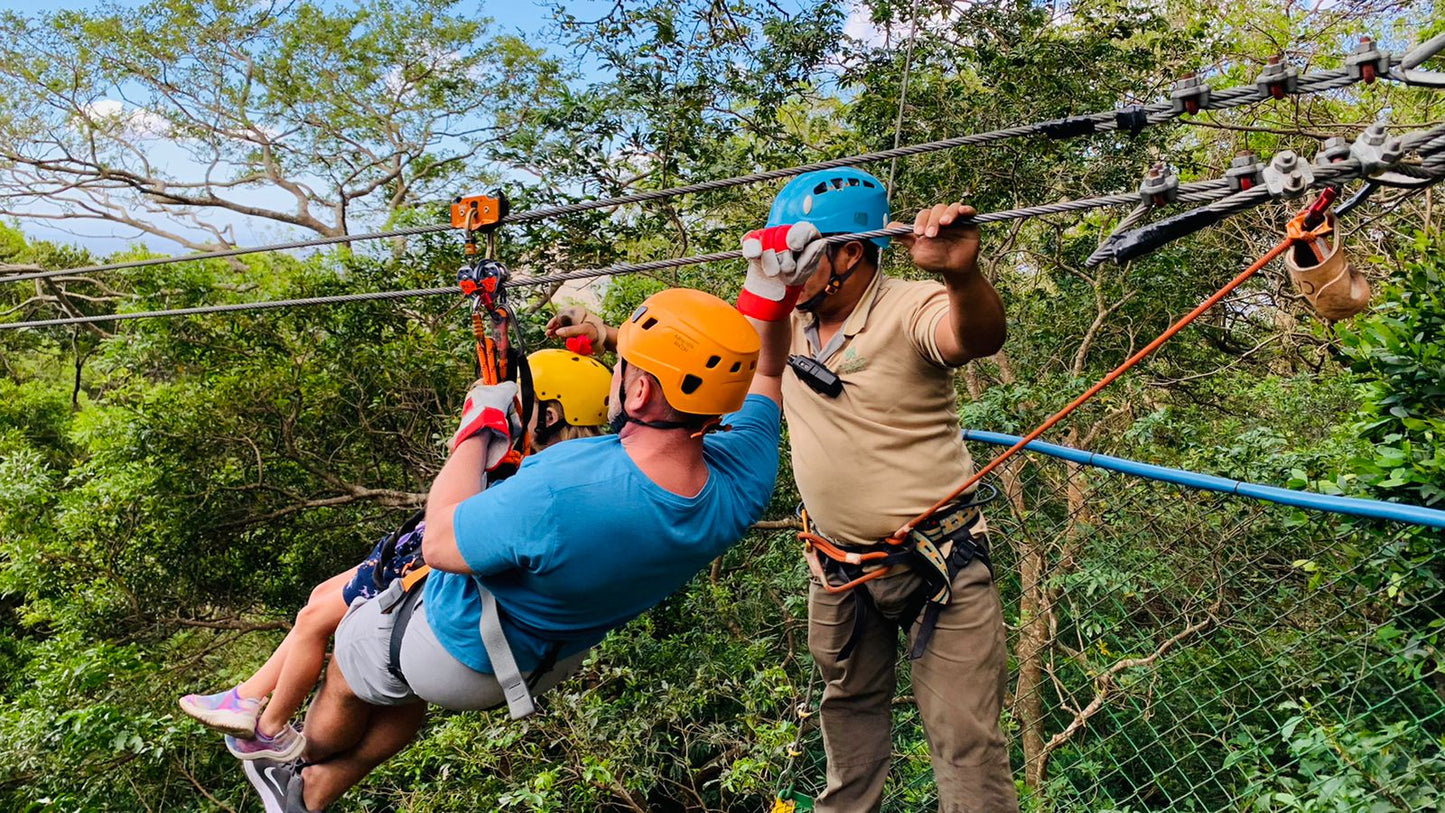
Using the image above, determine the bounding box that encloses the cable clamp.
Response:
[1345,37,1388,84]
[1350,123,1405,177]
[1255,55,1299,100]
[1138,162,1179,207]
[1225,152,1263,192]
[1039,116,1096,139]
[1115,105,1148,136]
[1169,73,1211,115]
[1263,150,1314,198]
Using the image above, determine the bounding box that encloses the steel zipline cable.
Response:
[0,180,1237,331]
[0,43,1427,288]
[8,117,1445,333]
[6,118,1445,333]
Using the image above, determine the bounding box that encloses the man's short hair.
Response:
[624,365,717,428]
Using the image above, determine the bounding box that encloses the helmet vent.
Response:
[749,360,756,370]
[813,183,828,194]
[729,361,742,373]
[680,374,703,395]
[862,180,875,188]
[640,317,658,330]
[705,355,721,369]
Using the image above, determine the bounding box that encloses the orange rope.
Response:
[891,235,1296,541]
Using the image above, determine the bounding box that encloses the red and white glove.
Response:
[737,223,827,321]
[449,381,522,470]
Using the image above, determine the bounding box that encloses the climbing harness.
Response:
[800,484,997,662]
[374,563,589,719]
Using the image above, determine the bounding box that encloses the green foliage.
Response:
[3,0,1445,811]
[1340,234,1445,508]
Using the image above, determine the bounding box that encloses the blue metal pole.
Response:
[961,429,1445,530]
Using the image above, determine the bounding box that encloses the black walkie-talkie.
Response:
[788,354,843,398]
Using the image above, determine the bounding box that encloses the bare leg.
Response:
[302,656,375,764]
[301,656,426,809]
[301,701,426,809]
[236,567,359,703]
[255,568,357,736]
[237,631,292,700]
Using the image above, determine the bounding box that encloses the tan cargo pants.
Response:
[807,539,1018,813]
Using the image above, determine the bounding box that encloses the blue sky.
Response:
[1,0,845,257]
[0,0,623,255]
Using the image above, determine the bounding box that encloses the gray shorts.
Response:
[333,581,589,711]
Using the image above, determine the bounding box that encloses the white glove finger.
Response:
[761,250,783,279]
[786,223,822,250]
[778,250,796,277]
[741,235,764,260]
[795,242,829,280]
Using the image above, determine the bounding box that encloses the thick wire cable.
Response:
[0,60,1391,287]
[6,117,1443,333]
[0,181,1235,331]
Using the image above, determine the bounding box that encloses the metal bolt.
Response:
[1315,137,1353,166]
[1362,124,1388,146]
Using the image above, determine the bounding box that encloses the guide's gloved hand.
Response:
[450,381,522,471]
[737,223,827,321]
[545,307,611,352]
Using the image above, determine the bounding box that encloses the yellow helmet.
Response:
[618,288,760,416]
[528,349,612,427]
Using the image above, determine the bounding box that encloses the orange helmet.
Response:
[617,288,760,416]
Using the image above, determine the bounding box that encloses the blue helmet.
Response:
[767,168,890,248]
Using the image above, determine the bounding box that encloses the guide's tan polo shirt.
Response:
[783,272,976,547]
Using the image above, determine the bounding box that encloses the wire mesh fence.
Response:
[784,440,1445,811]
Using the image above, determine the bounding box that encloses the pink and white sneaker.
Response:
[178,687,264,737]
[226,723,306,762]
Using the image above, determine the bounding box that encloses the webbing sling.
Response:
[474,578,536,719]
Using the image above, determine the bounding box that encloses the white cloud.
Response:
[842,2,886,48]
[79,99,171,138]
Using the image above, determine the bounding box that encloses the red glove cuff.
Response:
[737,285,803,322]
[450,406,511,453]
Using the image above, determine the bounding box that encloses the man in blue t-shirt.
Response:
[248,287,792,812]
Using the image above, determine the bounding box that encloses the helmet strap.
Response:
[611,359,708,434]
[533,407,563,447]
[795,241,862,313]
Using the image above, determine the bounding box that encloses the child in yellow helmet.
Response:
[178,349,611,760]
